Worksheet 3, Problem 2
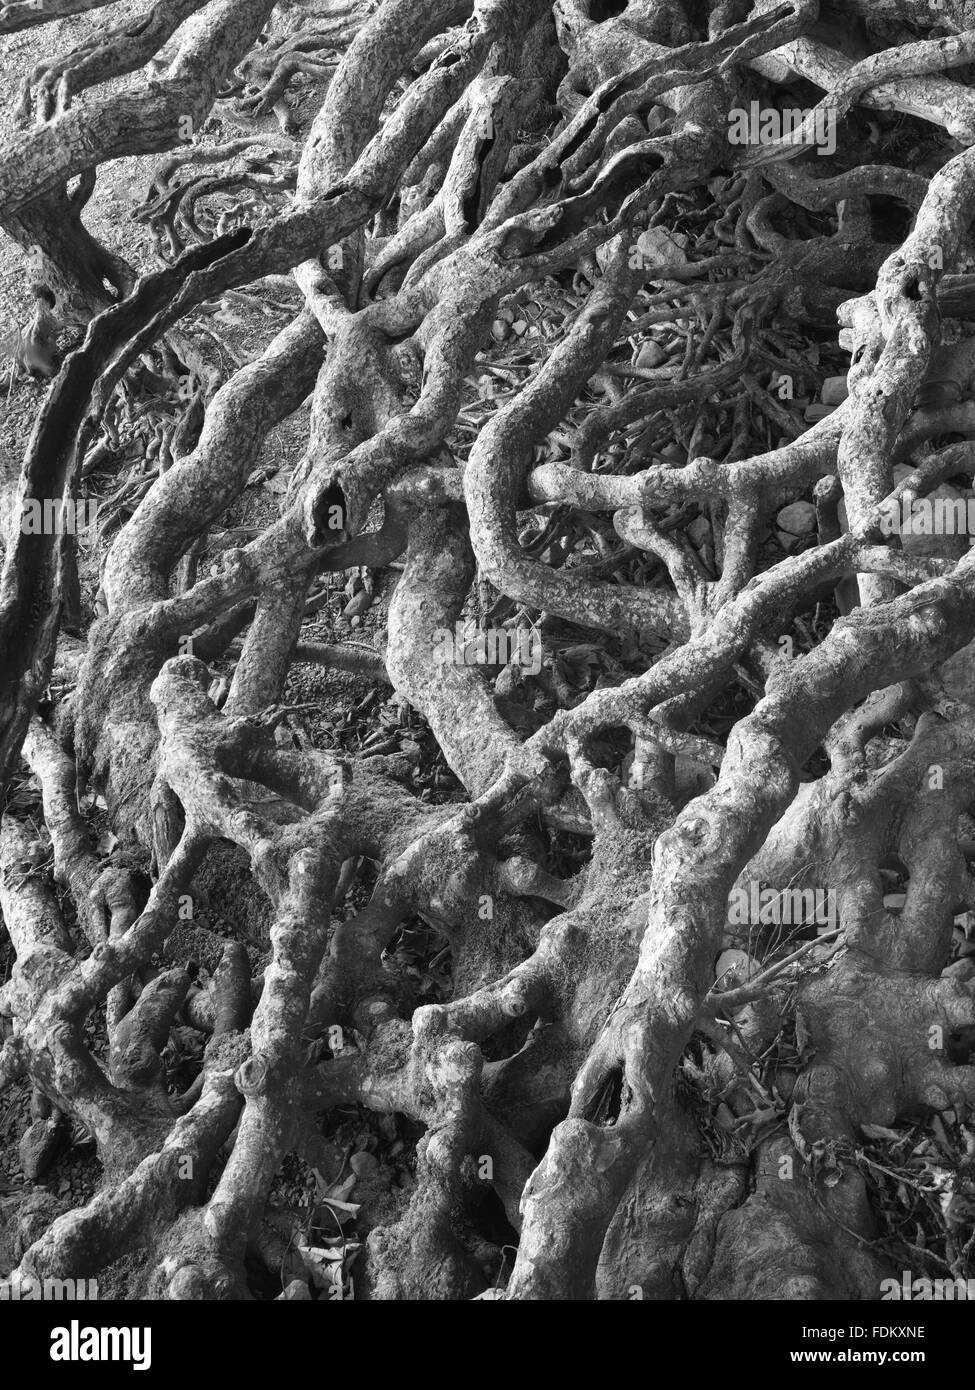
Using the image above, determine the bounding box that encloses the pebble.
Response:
[714,948,760,985]
[942,638,975,705]
[776,501,817,537]
[687,516,711,547]
[635,342,667,369]
[350,1151,379,1179]
[820,375,849,406]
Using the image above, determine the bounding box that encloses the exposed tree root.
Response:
[3,0,975,1303]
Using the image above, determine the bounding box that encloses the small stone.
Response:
[902,484,970,561]
[342,587,372,618]
[350,1151,379,1179]
[687,516,711,548]
[820,375,849,406]
[634,227,688,268]
[634,341,667,370]
[776,501,817,536]
[944,958,975,980]
[714,948,760,987]
[942,638,975,706]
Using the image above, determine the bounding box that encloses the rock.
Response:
[820,375,849,406]
[350,1151,379,1180]
[714,948,760,987]
[20,1115,66,1182]
[647,105,670,135]
[342,587,372,619]
[942,639,975,705]
[776,501,817,536]
[687,516,711,547]
[900,483,971,561]
[633,226,688,270]
[944,958,975,981]
[635,341,667,369]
